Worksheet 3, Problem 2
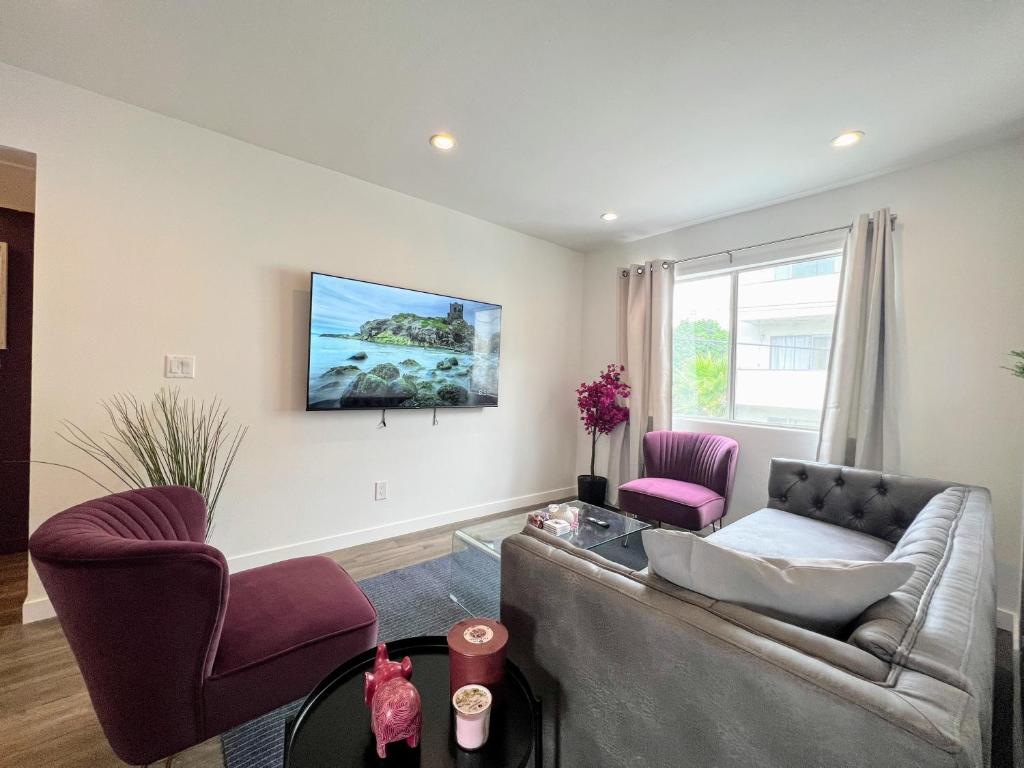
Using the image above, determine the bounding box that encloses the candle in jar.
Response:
[452,684,492,750]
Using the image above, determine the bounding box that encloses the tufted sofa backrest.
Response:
[767,459,954,544]
[29,486,229,764]
[643,431,740,505]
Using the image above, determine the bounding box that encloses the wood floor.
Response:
[0,551,28,627]
[0,507,525,768]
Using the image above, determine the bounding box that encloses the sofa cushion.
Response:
[618,477,725,530]
[642,528,914,633]
[707,507,895,562]
[848,487,972,662]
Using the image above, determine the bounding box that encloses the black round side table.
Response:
[284,635,540,768]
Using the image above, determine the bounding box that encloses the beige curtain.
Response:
[817,209,900,470]
[606,260,674,504]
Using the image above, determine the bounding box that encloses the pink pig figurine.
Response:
[363,643,422,758]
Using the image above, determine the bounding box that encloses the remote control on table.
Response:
[586,516,610,528]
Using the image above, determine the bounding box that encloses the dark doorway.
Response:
[0,146,35,625]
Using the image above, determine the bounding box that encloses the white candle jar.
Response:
[452,684,493,750]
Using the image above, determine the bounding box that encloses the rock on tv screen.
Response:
[307,272,502,410]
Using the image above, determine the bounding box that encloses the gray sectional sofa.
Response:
[500,459,995,767]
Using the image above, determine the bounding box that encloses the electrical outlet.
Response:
[165,354,196,379]
[374,481,387,501]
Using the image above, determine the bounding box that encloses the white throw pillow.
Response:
[642,529,915,633]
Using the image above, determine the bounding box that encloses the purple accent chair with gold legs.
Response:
[29,486,378,766]
[618,430,739,531]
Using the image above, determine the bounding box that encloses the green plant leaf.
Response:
[1005,350,1024,380]
[57,387,247,538]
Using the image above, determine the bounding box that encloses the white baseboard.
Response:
[226,485,574,573]
[21,595,58,624]
[21,485,575,624]
[997,607,1020,651]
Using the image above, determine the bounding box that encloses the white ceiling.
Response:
[2,1,1023,252]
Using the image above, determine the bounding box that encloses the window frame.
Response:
[673,248,843,431]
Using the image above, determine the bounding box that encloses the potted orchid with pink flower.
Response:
[576,364,630,505]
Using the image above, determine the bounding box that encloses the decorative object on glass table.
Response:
[557,503,580,530]
[543,518,571,536]
[363,643,421,758]
[547,503,574,527]
[527,509,551,529]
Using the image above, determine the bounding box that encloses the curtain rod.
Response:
[666,212,897,266]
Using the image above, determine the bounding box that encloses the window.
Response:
[770,255,840,282]
[672,252,841,430]
[673,275,731,419]
[769,334,831,370]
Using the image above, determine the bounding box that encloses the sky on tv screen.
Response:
[310,274,499,335]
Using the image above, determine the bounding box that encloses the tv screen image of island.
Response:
[308,273,502,410]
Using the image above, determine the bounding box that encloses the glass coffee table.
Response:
[449,501,650,616]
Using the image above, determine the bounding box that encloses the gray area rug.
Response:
[220,552,492,768]
[590,529,648,571]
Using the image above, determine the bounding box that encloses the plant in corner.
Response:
[57,388,247,537]
[1006,350,1024,380]
[576,364,630,505]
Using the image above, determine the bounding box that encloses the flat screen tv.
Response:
[307,272,502,410]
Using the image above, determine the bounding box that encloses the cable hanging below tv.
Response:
[306,272,502,411]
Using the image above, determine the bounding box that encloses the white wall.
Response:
[581,136,1024,620]
[0,64,584,621]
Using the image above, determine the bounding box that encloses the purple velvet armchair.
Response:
[618,430,739,531]
[29,486,378,766]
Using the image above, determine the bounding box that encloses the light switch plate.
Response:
[165,354,196,379]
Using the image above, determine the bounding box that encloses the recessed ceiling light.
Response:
[429,133,456,151]
[831,130,864,148]
[600,212,619,222]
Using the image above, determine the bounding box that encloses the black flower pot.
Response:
[577,474,608,506]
